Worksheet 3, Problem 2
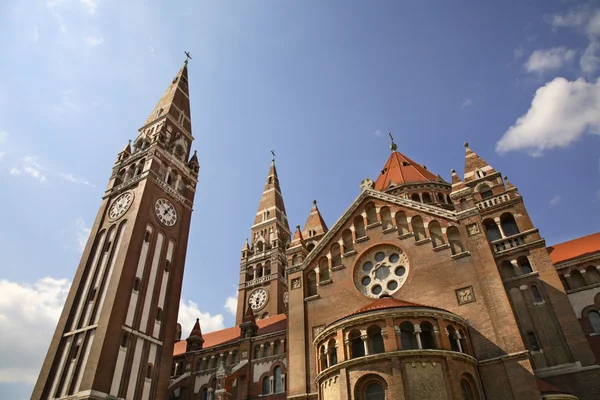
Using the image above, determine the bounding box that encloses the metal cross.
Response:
[271,150,276,162]
[184,51,192,61]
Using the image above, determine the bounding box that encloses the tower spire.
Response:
[302,200,328,239]
[463,142,497,183]
[250,154,290,236]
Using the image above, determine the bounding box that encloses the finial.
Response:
[184,51,192,64]
[464,142,469,148]
[196,318,199,323]
[451,169,456,174]
[271,149,276,164]
[504,176,509,181]
[389,132,397,152]
[313,199,317,205]
[296,225,301,230]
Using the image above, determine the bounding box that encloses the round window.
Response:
[353,245,410,298]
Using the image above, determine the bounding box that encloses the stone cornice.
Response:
[554,253,600,269]
[478,350,529,365]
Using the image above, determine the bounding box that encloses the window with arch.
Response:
[420,322,436,349]
[247,266,254,281]
[586,266,600,284]
[459,329,469,354]
[428,220,445,247]
[256,263,263,278]
[362,381,385,400]
[447,226,464,255]
[559,274,571,291]
[263,344,270,358]
[422,193,432,203]
[254,345,261,359]
[342,229,354,253]
[156,307,163,322]
[571,271,586,288]
[256,241,264,252]
[483,219,502,241]
[368,325,385,354]
[518,256,533,274]
[499,260,516,280]
[121,332,128,348]
[144,231,151,243]
[354,216,366,238]
[365,202,378,225]
[319,257,330,281]
[146,363,153,379]
[349,330,364,358]
[531,285,543,303]
[399,322,417,350]
[307,242,316,252]
[461,378,475,400]
[380,206,393,230]
[264,261,271,276]
[133,277,141,292]
[328,338,338,366]
[411,215,426,241]
[411,193,421,202]
[460,198,469,210]
[196,359,202,371]
[588,311,600,333]
[274,366,283,393]
[262,376,270,395]
[447,326,460,352]
[478,183,493,199]
[307,271,318,297]
[292,254,299,266]
[438,193,446,203]
[500,213,520,236]
[395,211,409,235]
[331,243,342,267]
[528,331,540,351]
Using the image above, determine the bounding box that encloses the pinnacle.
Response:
[463,142,497,183]
[302,199,328,238]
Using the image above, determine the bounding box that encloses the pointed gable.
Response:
[463,142,497,183]
[302,200,328,238]
[374,151,442,191]
[143,61,192,134]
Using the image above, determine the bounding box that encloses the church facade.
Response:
[31,62,600,400]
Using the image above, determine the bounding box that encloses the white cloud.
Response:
[0,130,8,145]
[10,156,47,182]
[550,195,562,205]
[75,219,91,253]
[10,167,21,175]
[80,0,98,13]
[178,300,225,336]
[460,98,474,109]
[83,36,103,47]
[581,39,600,76]
[524,47,576,73]
[60,173,95,187]
[224,295,237,316]
[548,9,588,30]
[373,130,381,137]
[0,277,70,384]
[497,77,600,155]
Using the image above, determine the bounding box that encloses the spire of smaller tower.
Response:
[120,140,132,155]
[185,318,205,351]
[463,142,497,183]
[302,200,328,238]
[250,156,290,236]
[290,225,305,247]
[450,168,465,192]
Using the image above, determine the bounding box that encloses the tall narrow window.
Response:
[274,366,282,393]
[527,332,540,351]
[365,203,378,225]
[144,231,151,243]
[262,376,270,395]
[461,379,475,400]
[354,216,366,238]
[307,271,318,297]
[395,211,409,235]
[350,330,364,358]
[531,285,543,303]
[588,311,600,333]
[411,216,426,241]
[500,213,520,236]
[319,258,329,281]
[368,326,385,354]
[447,226,464,255]
[483,219,501,241]
[121,332,128,348]
[331,243,342,267]
[399,322,417,350]
[420,322,436,349]
[342,229,354,253]
[146,364,153,379]
[133,278,141,292]
[380,207,393,230]
[156,307,163,322]
[428,221,445,247]
[518,256,533,274]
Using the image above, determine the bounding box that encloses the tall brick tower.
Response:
[236,158,291,324]
[32,59,199,400]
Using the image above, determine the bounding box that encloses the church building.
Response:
[32,61,600,400]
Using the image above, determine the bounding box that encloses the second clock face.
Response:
[248,288,268,311]
[109,192,133,220]
[155,198,178,227]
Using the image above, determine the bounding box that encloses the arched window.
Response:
[133,277,141,292]
[518,256,533,274]
[461,379,475,400]
[264,261,271,276]
[483,219,502,241]
[500,213,520,236]
[422,193,432,203]
[342,229,354,253]
[500,260,516,280]
[196,359,202,371]
[254,345,261,359]
[365,202,378,225]
[274,366,282,393]
[328,338,338,366]
[319,257,330,282]
[263,344,270,357]
[478,183,493,199]
[380,207,393,230]
[307,271,318,297]
[438,193,446,203]
[201,388,208,400]
[411,193,421,202]
[460,198,469,210]
[262,376,270,395]
[527,331,540,351]
[350,330,364,358]
[531,285,543,303]
[559,274,571,291]
[146,363,153,379]
[428,220,445,247]
[571,271,586,288]
[420,322,436,349]
[459,329,469,354]
[588,311,600,333]
[447,326,460,352]
[307,242,315,252]
[586,266,600,284]
[144,231,151,243]
[256,263,263,278]
[399,322,417,350]
[395,211,409,235]
[292,254,299,265]
[121,332,128,348]
[232,350,239,364]
[354,216,366,238]
[331,243,342,267]
[411,215,426,241]
[447,226,464,255]
[368,326,385,354]
[256,241,264,252]
[156,307,163,322]
[364,382,385,400]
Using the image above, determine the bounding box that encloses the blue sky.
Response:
[0,1,599,398]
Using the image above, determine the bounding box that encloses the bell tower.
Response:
[32,59,199,400]
[236,157,291,324]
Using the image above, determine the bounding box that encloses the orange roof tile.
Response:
[173,314,287,356]
[374,151,441,191]
[547,232,600,264]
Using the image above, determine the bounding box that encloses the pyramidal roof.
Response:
[302,200,328,238]
[142,60,192,134]
[251,160,290,232]
[463,142,497,183]
[374,150,442,191]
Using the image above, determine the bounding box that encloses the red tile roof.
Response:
[547,232,600,264]
[173,314,287,356]
[374,151,441,191]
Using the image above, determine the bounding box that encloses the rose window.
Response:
[354,245,409,298]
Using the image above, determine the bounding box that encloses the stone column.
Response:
[413,324,423,349]
[259,344,264,359]
[510,259,520,275]
[494,217,506,238]
[361,332,369,356]
[419,193,423,203]
[580,269,592,286]
[432,326,441,349]
[455,332,463,353]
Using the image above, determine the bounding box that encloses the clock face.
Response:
[248,288,268,311]
[155,198,178,227]
[109,192,134,220]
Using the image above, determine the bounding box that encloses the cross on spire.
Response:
[271,150,276,163]
[184,51,192,64]
[389,132,397,152]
